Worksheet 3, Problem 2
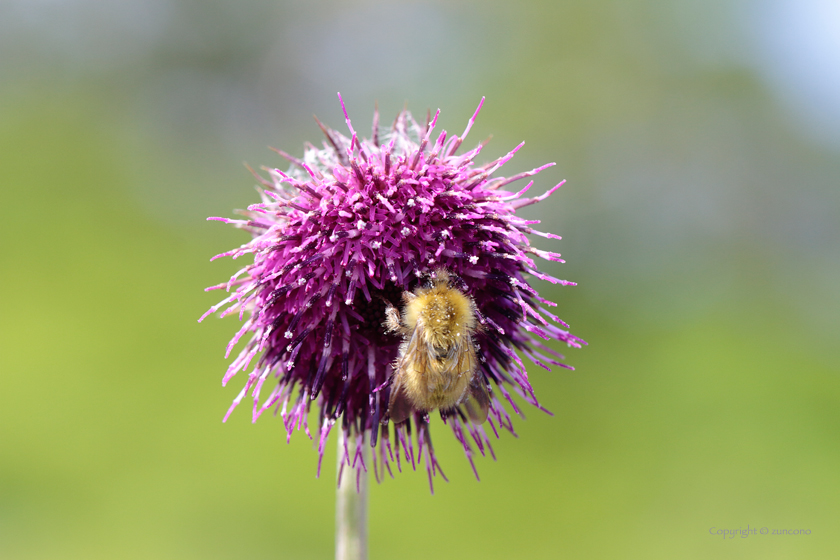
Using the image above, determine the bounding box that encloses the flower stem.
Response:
[336,429,368,560]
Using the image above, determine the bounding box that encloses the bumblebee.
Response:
[383,270,490,424]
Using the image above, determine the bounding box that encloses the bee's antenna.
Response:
[447,270,469,291]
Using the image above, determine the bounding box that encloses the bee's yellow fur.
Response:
[384,270,490,424]
[403,272,476,353]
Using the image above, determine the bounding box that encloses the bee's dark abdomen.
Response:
[433,345,449,360]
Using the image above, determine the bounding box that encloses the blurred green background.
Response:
[2,1,839,558]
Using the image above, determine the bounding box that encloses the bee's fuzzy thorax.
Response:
[404,277,476,348]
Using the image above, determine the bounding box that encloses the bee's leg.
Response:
[401,291,417,305]
[383,303,403,334]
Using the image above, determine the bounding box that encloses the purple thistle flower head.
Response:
[201,94,585,491]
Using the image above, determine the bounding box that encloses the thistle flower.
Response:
[201,95,585,491]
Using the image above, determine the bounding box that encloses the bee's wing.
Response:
[464,374,491,424]
[388,326,429,424]
[387,373,413,425]
[461,335,490,424]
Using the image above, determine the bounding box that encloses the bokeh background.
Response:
[2,0,839,558]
